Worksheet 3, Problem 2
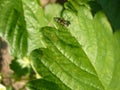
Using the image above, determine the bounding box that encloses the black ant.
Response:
[54,17,70,27]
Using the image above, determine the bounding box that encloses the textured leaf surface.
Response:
[0,0,27,57]
[30,27,104,90]
[22,0,47,54]
[63,6,116,88]
[30,49,71,90]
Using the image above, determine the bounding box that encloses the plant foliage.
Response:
[0,0,120,90]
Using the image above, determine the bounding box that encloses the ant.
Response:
[54,17,70,27]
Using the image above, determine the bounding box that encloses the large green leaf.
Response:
[29,4,119,90]
[30,26,104,90]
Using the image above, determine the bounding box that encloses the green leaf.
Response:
[30,27,104,90]
[0,0,27,57]
[22,0,47,54]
